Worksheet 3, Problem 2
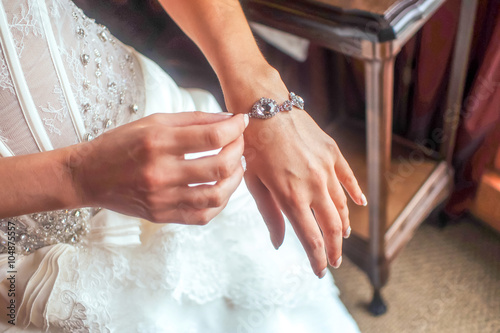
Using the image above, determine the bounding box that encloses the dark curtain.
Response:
[398,0,500,217]
[444,1,500,217]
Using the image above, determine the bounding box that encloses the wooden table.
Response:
[242,0,478,315]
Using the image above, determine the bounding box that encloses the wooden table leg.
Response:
[364,54,395,316]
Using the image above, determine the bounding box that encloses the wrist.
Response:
[219,63,289,114]
[64,143,93,208]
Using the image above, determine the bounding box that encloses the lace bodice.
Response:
[0,0,146,254]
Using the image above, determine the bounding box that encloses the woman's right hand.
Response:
[69,112,248,224]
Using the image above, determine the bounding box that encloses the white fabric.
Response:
[0,0,360,332]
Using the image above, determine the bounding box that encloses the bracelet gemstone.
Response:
[249,92,304,119]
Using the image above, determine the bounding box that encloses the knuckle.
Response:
[177,203,196,222]
[330,222,343,236]
[342,174,355,187]
[139,128,160,155]
[306,236,325,253]
[206,127,223,147]
[192,111,205,119]
[283,193,302,209]
[340,167,356,184]
[216,160,232,180]
[307,163,326,181]
[148,113,162,124]
[143,192,156,208]
[194,210,213,225]
[319,156,331,169]
[328,139,339,152]
[309,165,321,178]
[147,209,163,223]
[337,195,348,210]
[140,165,162,191]
[309,172,327,190]
[185,192,204,209]
[208,188,225,207]
[313,174,327,189]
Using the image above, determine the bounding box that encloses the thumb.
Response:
[150,111,236,127]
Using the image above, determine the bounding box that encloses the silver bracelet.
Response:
[249,92,304,119]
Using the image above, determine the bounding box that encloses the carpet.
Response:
[332,216,500,333]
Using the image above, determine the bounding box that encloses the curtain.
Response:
[405,0,500,217]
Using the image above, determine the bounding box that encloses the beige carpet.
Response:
[331,216,500,333]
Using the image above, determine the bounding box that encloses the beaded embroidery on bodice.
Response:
[0,0,146,254]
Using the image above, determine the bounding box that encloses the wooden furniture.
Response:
[242,0,478,315]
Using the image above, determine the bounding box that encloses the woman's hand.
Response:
[69,112,248,224]
[221,65,365,278]
[243,109,365,277]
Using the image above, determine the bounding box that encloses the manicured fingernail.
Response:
[243,114,249,128]
[270,234,280,250]
[241,155,247,172]
[318,268,328,279]
[343,226,351,239]
[361,194,368,206]
[333,256,342,269]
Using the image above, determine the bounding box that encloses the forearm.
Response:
[0,148,80,218]
[158,0,289,113]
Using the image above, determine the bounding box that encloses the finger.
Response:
[165,200,230,225]
[281,202,328,278]
[327,174,351,239]
[178,160,244,209]
[170,114,248,154]
[312,193,344,269]
[175,135,244,184]
[335,156,366,206]
[147,111,235,127]
[244,174,285,249]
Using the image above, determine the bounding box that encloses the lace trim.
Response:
[48,290,89,333]
[0,44,14,94]
[8,0,44,59]
[46,245,128,332]
[39,84,69,136]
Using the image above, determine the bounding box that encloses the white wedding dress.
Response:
[0,1,360,332]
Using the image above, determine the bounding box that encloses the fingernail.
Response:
[218,112,233,116]
[272,238,280,250]
[241,155,247,172]
[361,194,368,206]
[270,233,281,250]
[343,226,351,239]
[333,256,342,269]
[318,268,328,279]
[243,114,249,128]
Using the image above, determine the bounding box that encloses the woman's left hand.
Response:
[219,58,366,277]
[242,108,365,278]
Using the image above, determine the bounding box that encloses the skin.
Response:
[0,112,248,225]
[158,0,366,276]
[0,0,365,278]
